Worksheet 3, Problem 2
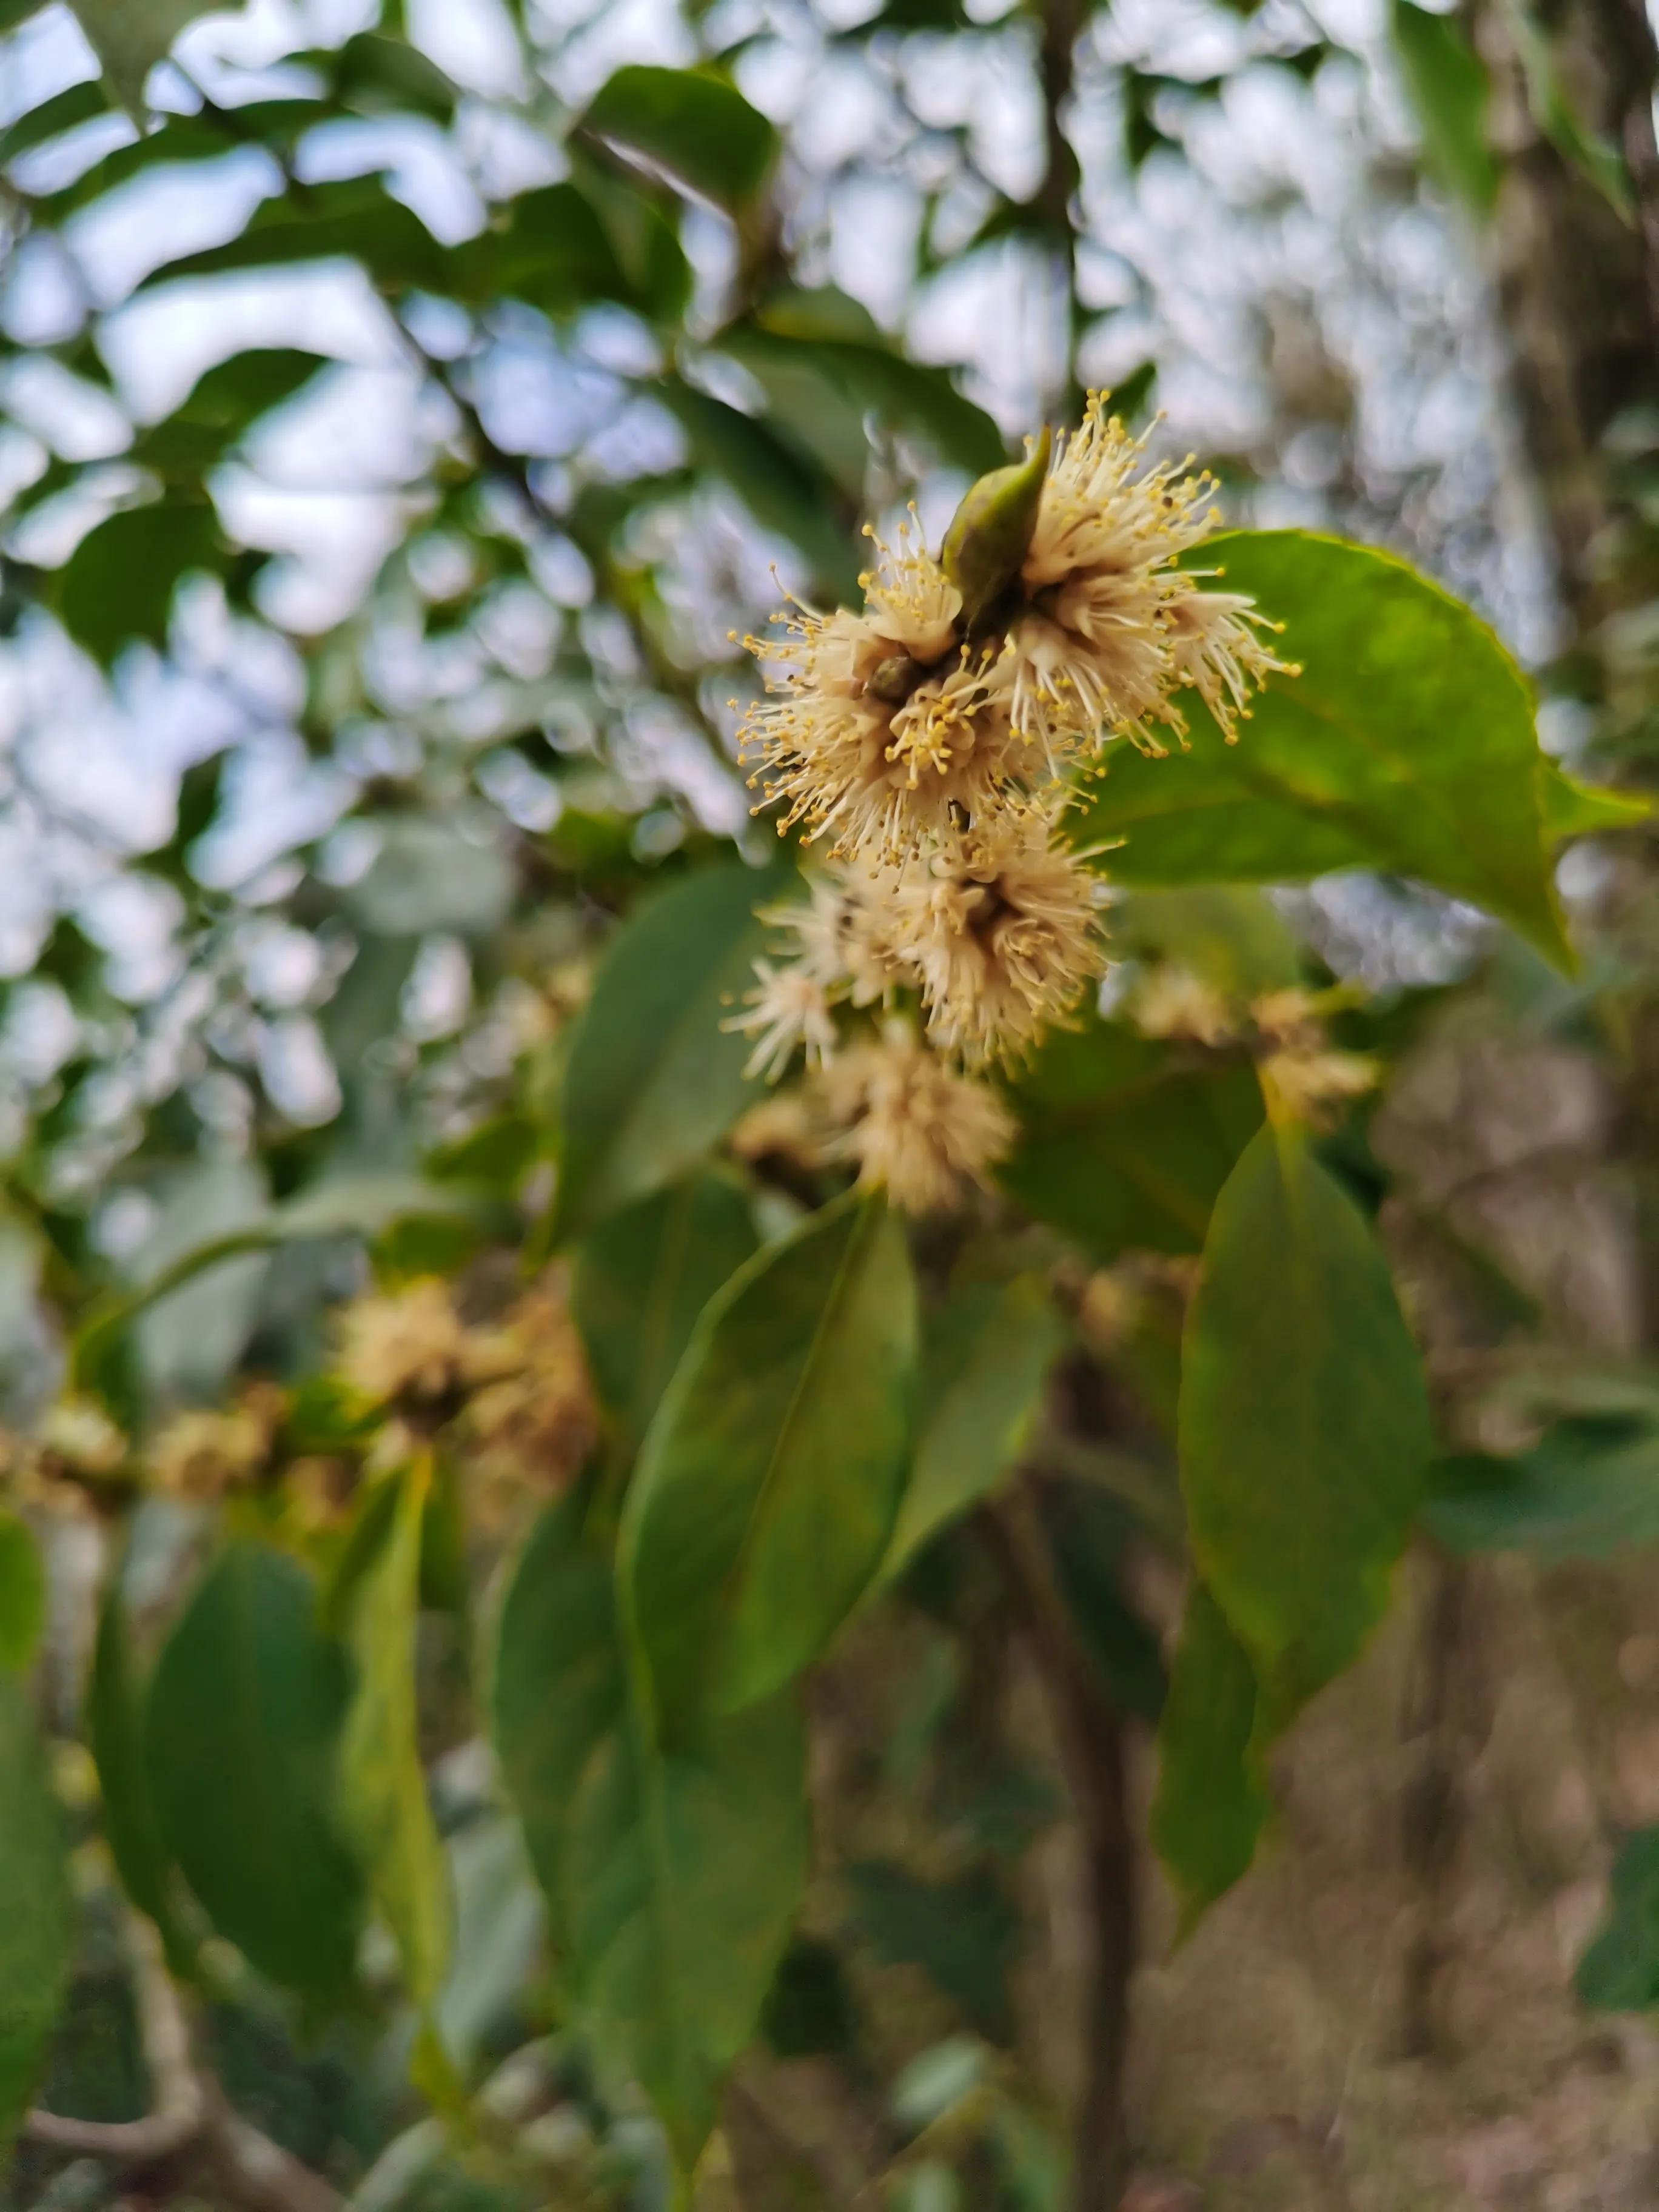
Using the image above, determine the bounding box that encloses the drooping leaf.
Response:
[1181,1123,1430,1740]
[581,65,777,210]
[145,1543,363,2002]
[1577,1828,1659,2011]
[492,1495,808,2172]
[1390,0,1500,215]
[554,860,790,1242]
[87,1587,189,1965]
[620,1197,917,1723]
[1424,1421,1659,1561]
[999,1018,1263,1263]
[1071,532,1579,968]
[0,1515,44,1673]
[56,502,221,663]
[0,1675,70,2154]
[883,1275,1063,1577]
[338,1460,451,2022]
[572,1170,759,1467]
[1149,1580,1270,1936]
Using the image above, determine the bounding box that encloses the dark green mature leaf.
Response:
[660,380,860,594]
[324,30,458,120]
[0,1676,70,2154]
[1181,1124,1430,1740]
[132,349,329,477]
[1150,1580,1270,1935]
[573,1170,759,1467]
[555,861,790,1242]
[1578,1829,1659,2011]
[138,178,452,295]
[620,1198,917,1723]
[999,1019,1262,1263]
[0,0,52,30]
[493,1495,808,2171]
[1390,0,1500,214]
[883,1275,1063,1577]
[338,1461,451,2019]
[1424,1421,1659,1560]
[581,65,777,210]
[0,79,113,168]
[146,1544,363,2002]
[0,1517,42,1673]
[57,502,220,663]
[487,181,634,317]
[1071,532,1575,967]
[88,1589,189,1963]
[726,324,1005,476]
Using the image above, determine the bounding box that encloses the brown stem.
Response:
[1036,0,1085,420]
[985,1490,1133,2212]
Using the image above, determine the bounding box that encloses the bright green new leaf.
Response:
[555,860,791,1242]
[1390,0,1500,215]
[883,1275,1064,1577]
[1150,1580,1270,1936]
[57,503,221,664]
[620,1197,918,1722]
[0,1515,42,1673]
[573,1170,759,1467]
[87,1589,190,1967]
[1577,1828,1659,2011]
[492,1495,808,2173]
[1538,759,1654,840]
[1425,1421,1659,1561]
[0,1676,70,2154]
[1181,1123,1430,1740]
[145,1544,364,2002]
[1071,532,1580,968]
[581,65,778,211]
[999,1019,1263,1263]
[338,1460,452,2021]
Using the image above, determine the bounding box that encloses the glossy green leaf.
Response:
[620,1197,918,1722]
[338,1460,451,2019]
[0,1675,70,2154]
[999,1019,1263,1263]
[145,1543,363,2001]
[1390,0,1500,215]
[555,861,789,1242]
[0,1516,42,1674]
[492,1495,808,2171]
[572,1170,759,1467]
[1181,1123,1430,1740]
[1070,532,1575,967]
[87,1587,188,1963]
[660,380,860,595]
[1577,1828,1659,2011]
[57,502,220,663]
[883,1275,1064,1577]
[581,65,777,210]
[1149,1580,1270,1936]
[1424,1421,1659,1561]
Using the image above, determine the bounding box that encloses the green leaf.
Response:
[145,1543,364,2002]
[581,65,777,211]
[1424,1421,1659,1561]
[1390,0,1500,215]
[999,1018,1263,1263]
[1149,1580,1270,1936]
[0,1517,42,1674]
[1070,532,1575,968]
[1111,885,1304,997]
[660,379,860,595]
[72,0,211,109]
[1538,760,1654,840]
[883,1275,1063,1577]
[555,860,790,1242]
[138,178,452,295]
[728,324,1005,477]
[1181,1123,1430,1741]
[492,1495,808,2171]
[87,1587,189,1964]
[0,79,114,169]
[131,349,330,477]
[56,501,220,663]
[572,1170,759,1467]
[486,181,635,317]
[1577,1829,1659,2011]
[0,1675,70,2154]
[1041,1484,1168,1724]
[338,1459,451,2020]
[620,1197,918,1723]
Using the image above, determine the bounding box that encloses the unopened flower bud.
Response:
[940,425,1052,628]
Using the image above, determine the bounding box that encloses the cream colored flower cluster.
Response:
[1130,970,1378,1125]
[728,398,1290,1212]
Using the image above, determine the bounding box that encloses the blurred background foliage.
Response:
[0,0,1658,2206]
